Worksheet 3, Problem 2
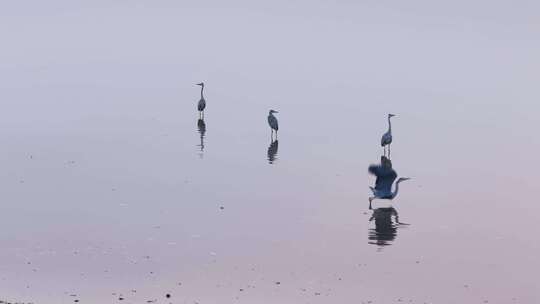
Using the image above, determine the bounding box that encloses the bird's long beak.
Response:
[196,83,203,86]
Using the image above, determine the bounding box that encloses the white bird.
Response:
[196,82,206,118]
[267,110,279,139]
[381,114,395,156]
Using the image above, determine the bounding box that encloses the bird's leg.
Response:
[275,130,278,140]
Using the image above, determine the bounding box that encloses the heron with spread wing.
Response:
[368,156,410,209]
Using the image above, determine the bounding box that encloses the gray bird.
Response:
[196,82,206,118]
[381,114,395,156]
[267,110,279,138]
[368,156,410,208]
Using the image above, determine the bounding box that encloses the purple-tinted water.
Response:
[1,1,539,303]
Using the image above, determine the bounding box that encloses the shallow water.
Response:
[1,1,539,303]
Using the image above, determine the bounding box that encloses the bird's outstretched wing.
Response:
[368,164,395,177]
[368,164,397,193]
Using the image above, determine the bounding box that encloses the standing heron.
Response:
[267,110,279,139]
[381,114,396,156]
[368,156,410,209]
[196,82,206,118]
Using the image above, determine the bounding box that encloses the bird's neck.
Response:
[387,116,392,132]
[391,180,401,198]
[200,86,204,99]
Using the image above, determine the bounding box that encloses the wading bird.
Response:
[267,110,279,139]
[196,82,206,118]
[368,156,410,209]
[381,114,395,156]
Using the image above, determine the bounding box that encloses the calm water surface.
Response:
[1,1,539,303]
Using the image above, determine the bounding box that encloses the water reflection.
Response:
[368,155,410,209]
[267,139,278,164]
[368,206,409,247]
[197,118,206,158]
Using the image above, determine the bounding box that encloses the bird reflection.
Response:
[197,118,206,158]
[368,206,408,247]
[368,155,410,209]
[267,139,278,164]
